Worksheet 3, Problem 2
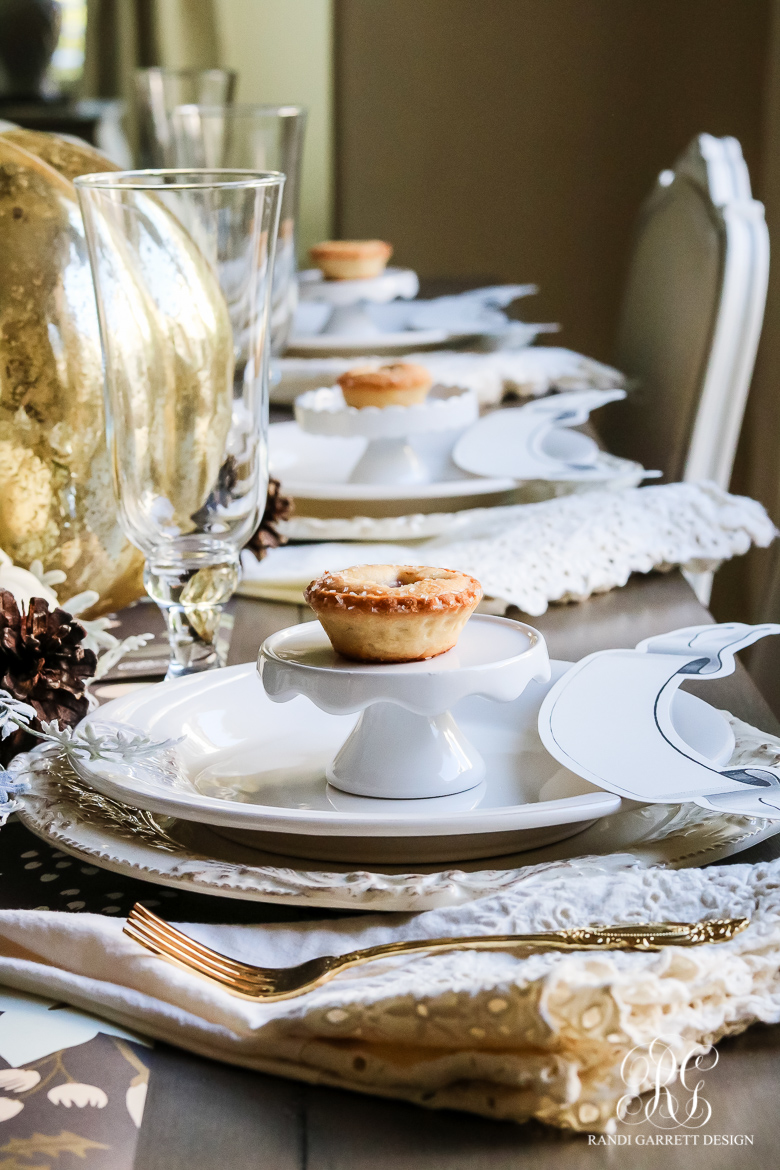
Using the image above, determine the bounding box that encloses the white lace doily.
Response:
[274,346,624,407]
[244,482,776,615]
[423,481,776,615]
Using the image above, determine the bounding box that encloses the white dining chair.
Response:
[748,548,780,719]
[599,133,769,602]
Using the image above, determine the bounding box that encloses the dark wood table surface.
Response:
[5,573,780,1168]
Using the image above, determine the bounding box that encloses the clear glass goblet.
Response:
[134,68,238,167]
[75,169,284,679]
[170,104,307,356]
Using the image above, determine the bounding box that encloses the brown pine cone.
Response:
[248,477,293,559]
[0,591,97,764]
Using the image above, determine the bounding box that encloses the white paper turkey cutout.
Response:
[452,388,631,481]
[538,623,780,817]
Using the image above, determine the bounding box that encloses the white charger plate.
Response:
[69,661,620,864]
[18,760,779,912]
[272,485,642,543]
[288,273,543,357]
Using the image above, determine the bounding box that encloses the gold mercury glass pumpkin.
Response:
[0,128,234,616]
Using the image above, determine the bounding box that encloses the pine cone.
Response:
[0,591,97,764]
[248,477,293,559]
[191,455,239,527]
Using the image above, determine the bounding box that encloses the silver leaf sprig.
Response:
[0,770,30,825]
[0,693,36,821]
[0,688,179,770]
[0,698,32,821]
[27,752,182,851]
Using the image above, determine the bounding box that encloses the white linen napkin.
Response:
[239,482,777,613]
[274,347,624,407]
[1,857,779,1133]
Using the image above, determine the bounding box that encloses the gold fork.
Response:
[123,903,749,1003]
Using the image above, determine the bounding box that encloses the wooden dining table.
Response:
[3,571,779,1170]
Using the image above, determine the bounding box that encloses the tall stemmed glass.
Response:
[134,68,237,166]
[170,104,306,356]
[75,170,284,679]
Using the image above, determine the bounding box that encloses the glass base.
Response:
[144,556,239,681]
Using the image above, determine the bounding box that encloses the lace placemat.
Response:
[241,482,777,615]
[275,346,624,407]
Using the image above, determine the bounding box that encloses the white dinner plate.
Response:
[70,661,621,863]
[269,420,642,505]
[285,328,466,356]
[269,420,517,501]
[287,274,543,357]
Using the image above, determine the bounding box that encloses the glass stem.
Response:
[144,559,239,681]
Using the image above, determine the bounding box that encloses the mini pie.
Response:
[337,362,433,409]
[305,564,483,663]
[309,239,393,280]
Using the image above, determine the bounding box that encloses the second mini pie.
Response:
[337,362,434,408]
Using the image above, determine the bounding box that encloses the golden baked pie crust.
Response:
[337,362,432,394]
[310,240,392,261]
[305,564,482,615]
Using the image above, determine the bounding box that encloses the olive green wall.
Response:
[154,0,335,259]
[215,0,334,260]
[335,0,770,362]
[713,0,780,654]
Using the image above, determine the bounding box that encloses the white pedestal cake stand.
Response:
[294,384,479,485]
[297,267,419,338]
[259,614,551,799]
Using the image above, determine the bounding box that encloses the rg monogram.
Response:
[617,1038,717,1129]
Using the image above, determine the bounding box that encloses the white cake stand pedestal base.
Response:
[298,267,419,337]
[259,614,551,799]
[294,384,479,486]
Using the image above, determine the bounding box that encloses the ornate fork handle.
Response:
[332,918,750,974]
[123,905,750,1002]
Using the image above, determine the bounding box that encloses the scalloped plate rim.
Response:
[16,771,780,911]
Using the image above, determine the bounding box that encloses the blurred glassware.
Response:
[171,103,306,356]
[75,169,284,679]
[0,127,145,612]
[0,0,61,101]
[134,67,237,166]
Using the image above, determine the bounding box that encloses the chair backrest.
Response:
[747,544,780,721]
[600,134,769,488]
